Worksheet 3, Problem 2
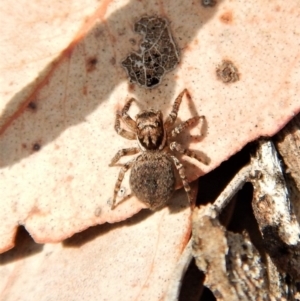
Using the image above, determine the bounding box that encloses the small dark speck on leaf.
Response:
[32,143,41,151]
[27,102,37,111]
[86,57,98,72]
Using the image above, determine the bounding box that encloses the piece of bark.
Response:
[191,139,300,300]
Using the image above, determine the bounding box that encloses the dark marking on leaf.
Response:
[86,57,98,72]
[122,16,180,89]
[219,11,233,25]
[216,60,240,83]
[32,143,41,151]
[27,102,37,111]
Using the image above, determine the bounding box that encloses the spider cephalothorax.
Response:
[109,89,209,210]
[136,110,166,150]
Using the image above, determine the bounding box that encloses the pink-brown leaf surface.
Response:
[0,191,191,301]
[1,0,300,299]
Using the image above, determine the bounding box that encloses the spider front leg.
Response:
[170,141,209,165]
[110,159,135,209]
[114,112,136,140]
[171,156,193,204]
[164,89,188,128]
[170,116,205,138]
[121,98,137,131]
[114,98,137,140]
[109,147,140,166]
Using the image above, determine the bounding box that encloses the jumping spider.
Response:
[109,89,209,210]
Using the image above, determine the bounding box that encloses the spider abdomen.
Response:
[130,152,175,210]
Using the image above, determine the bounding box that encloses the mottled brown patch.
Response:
[82,85,88,95]
[110,57,116,65]
[216,60,240,83]
[220,11,233,24]
[86,57,98,72]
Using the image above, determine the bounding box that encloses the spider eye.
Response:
[155,121,160,127]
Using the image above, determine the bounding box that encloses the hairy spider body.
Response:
[130,152,175,210]
[109,89,208,210]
